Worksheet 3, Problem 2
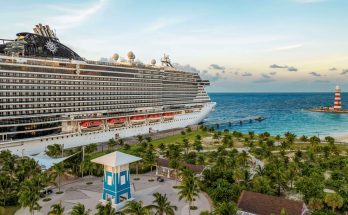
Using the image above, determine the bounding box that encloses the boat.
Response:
[0,23,216,155]
[147,114,161,122]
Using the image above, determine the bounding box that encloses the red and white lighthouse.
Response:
[334,85,342,111]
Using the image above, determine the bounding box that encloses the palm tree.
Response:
[46,144,63,158]
[18,178,41,215]
[95,201,117,215]
[308,198,324,211]
[144,147,156,174]
[123,201,149,215]
[255,165,265,176]
[213,202,237,215]
[52,162,65,192]
[84,144,97,154]
[118,138,124,146]
[324,192,344,212]
[137,135,144,144]
[145,136,152,143]
[182,138,190,155]
[0,173,17,206]
[108,138,116,150]
[194,139,203,152]
[248,131,255,140]
[146,192,177,215]
[299,135,308,143]
[169,158,180,183]
[48,201,65,215]
[70,203,91,215]
[237,151,249,168]
[309,136,320,152]
[178,175,200,215]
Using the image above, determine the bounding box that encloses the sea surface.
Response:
[206,93,348,137]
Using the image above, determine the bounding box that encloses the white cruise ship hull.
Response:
[2,102,215,156]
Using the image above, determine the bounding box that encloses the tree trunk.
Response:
[58,175,61,192]
[188,201,191,215]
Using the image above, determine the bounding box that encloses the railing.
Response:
[0,117,61,125]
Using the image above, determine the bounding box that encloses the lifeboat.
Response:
[107,117,127,124]
[107,117,127,128]
[130,115,146,124]
[163,112,174,120]
[80,120,103,129]
[147,114,161,122]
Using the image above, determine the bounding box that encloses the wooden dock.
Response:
[203,116,266,128]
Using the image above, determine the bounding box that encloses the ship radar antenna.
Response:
[151,59,156,66]
[112,53,119,62]
[127,51,135,63]
[161,54,173,67]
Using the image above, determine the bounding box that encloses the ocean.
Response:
[206,93,348,137]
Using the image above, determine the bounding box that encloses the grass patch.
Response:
[133,178,140,181]
[43,197,51,202]
[148,179,155,182]
[86,182,93,185]
[172,185,179,189]
[0,206,20,215]
[150,130,210,147]
[56,191,64,194]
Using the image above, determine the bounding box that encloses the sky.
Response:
[1,0,348,92]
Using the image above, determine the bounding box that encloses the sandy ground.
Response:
[333,134,348,143]
[15,174,211,215]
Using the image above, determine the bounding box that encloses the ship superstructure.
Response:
[0,24,215,155]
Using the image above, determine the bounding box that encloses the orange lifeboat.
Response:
[107,117,127,124]
[130,115,146,124]
[107,117,127,128]
[148,114,161,122]
[80,120,103,128]
[163,112,174,120]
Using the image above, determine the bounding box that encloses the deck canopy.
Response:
[91,151,142,167]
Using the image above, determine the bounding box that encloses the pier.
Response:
[204,116,266,128]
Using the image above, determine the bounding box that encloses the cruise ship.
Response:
[0,24,215,155]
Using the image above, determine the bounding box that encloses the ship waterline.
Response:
[0,24,215,155]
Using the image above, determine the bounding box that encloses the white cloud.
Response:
[273,44,303,51]
[45,0,109,30]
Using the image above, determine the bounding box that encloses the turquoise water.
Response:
[206,93,348,137]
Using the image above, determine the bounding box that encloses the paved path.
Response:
[16,175,211,215]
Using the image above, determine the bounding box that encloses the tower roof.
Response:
[91,151,142,167]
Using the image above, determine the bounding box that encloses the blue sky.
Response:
[1,0,348,92]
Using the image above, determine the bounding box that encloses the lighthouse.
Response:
[334,85,342,111]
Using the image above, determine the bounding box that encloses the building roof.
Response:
[91,151,142,167]
[156,158,205,174]
[237,191,305,215]
[28,152,77,170]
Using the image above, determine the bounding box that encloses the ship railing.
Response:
[0,53,162,70]
[0,117,62,126]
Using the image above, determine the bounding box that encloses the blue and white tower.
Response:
[91,151,142,210]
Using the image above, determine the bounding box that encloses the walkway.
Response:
[15,175,211,215]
